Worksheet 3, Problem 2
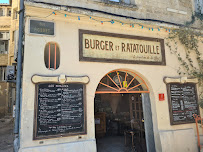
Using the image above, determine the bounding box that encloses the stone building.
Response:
[0,0,19,118]
[17,0,203,152]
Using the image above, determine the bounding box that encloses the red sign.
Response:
[159,94,165,101]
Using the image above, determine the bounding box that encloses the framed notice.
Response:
[167,83,199,125]
[33,83,86,140]
[79,29,166,65]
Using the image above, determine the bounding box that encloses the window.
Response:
[12,31,14,42]
[44,42,60,70]
[0,67,6,81]
[106,0,134,5]
[0,40,9,54]
[109,0,120,2]
[0,31,9,54]
[0,31,9,39]
[0,8,5,16]
[195,0,203,14]
[7,8,11,16]
[13,10,18,19]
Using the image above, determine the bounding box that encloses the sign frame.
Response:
[33,82,87,140]
[29,19,55,36]
[79,29,166,65]
[167,82,200,125]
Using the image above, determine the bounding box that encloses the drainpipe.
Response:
[14,0,24,151]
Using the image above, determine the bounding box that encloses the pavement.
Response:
[0,116,14,152]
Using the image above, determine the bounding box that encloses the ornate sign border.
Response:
[32,75,89,140]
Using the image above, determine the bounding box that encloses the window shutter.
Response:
[3,8,5,16]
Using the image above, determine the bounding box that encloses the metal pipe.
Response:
[14,0,24,150]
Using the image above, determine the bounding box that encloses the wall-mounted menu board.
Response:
[34,83,86,139]
[167,83,199,125]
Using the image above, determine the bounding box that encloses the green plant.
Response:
[166,27,203,107]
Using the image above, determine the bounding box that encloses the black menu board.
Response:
[34,83,86,139]
[167,83,199,125]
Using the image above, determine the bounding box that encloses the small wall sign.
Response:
[29,19,55,36]
[159,93,165,101]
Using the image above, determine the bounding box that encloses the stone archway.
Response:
[94,69,156,152]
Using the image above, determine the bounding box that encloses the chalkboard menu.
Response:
[167,83,199,125]
[30,20,55,36]
[34,83,86,139]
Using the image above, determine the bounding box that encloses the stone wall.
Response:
[0,54,8,66]
[30,0,194,25]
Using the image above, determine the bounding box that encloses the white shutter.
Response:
[6,32,10,40]
[2,8,5,16]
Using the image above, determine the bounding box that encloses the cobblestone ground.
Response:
[0,117,14,152]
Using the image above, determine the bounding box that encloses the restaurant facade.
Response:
[18,0,203,151]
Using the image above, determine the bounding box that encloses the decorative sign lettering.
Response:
[34,83,86,139]
[30,20,54,36]
[167,83,199,125]
[79,30,166,65]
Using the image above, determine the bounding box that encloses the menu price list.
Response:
[169,83,198,124]
[36,83,85,137]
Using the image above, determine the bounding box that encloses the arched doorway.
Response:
[94,69,155,152]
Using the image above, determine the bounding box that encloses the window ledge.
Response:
[92,0,138,11]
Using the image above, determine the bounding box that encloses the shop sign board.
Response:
[6,66,15,80]
[29,19,55,36]
[34,83,86,139]
[167,83,199,125]
[79,30,166,65]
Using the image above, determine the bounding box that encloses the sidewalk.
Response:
[0,116,14,152]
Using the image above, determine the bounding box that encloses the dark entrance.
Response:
[94,93,147,152]
[94,69,156,152]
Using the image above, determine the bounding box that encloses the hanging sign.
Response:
[29,19,55,36]
[6,66,15,80]
[79,30,166,65]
